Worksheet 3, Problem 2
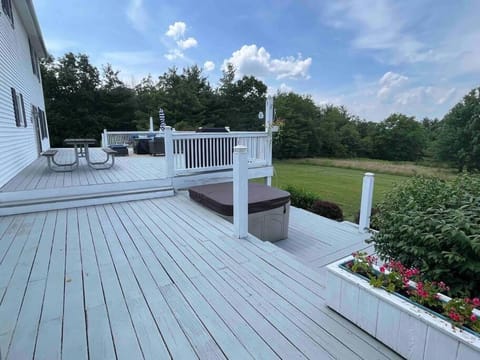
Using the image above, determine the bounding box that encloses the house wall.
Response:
[0,1,49,188]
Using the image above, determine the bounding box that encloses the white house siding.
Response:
[0,1,49,188]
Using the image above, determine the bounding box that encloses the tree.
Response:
[41,53,136,145]
[436,87,480,171]
[273,93,318,158]
[373,113,427,161]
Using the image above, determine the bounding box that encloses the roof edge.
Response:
[25,0,48,58]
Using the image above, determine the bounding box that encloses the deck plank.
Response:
[0,212,45,355]
[0,195,404,360]
[62,208,88,360]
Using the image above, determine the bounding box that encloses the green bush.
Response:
[369,175,480,297]
[311,200,343,221]
[283,184,318,210]
[283,184,344,221]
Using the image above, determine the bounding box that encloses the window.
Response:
[11,88,27,127]
[1,0,14,27]
[38,109,48,139]
[28,39,41,80]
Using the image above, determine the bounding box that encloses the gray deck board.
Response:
[0,148,167,193]
[0,195,401,359]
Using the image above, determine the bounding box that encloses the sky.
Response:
[33,0,480,122]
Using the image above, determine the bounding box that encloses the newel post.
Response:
[359,172,375,233]
[102,129,108,147]
[233,145,248,239]
[164,126,175,178]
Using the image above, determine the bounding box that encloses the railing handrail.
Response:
[172,132,267,139]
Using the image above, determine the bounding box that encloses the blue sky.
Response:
[33,0,480,121]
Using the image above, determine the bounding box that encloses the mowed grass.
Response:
[268,161,409,221]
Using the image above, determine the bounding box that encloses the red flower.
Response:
[472,298,480,307]
[470,314,477,322]
[379,266,386,273]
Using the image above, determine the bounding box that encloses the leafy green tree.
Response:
[437,87,480,171]
[373,113,427,161]
[273,93,318,158]
[42,53,136,145]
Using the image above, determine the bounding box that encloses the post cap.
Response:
[364,172,375,177]
[234,145,248,153]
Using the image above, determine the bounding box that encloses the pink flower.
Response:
[472,298,480,307]
[379,266,386,273]
[449,312,461,322]
[470,314,477,322]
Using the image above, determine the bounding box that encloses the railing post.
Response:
[233,145,248,239]
[102,129,108,147]
[164,126,175,178]
[264,96,274,186]
[359,172,375,233]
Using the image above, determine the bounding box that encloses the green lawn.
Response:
[268,161,409,221]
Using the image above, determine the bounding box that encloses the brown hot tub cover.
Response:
[188,182,290,216]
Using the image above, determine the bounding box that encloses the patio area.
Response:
[0,194,401,359]
[0,148,168,192]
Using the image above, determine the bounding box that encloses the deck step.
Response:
[0,186,175,216]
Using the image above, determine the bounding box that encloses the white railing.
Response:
[102,127,272,177]
[102,130,163,147]
[169,130,270,175]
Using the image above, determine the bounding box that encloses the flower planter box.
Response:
[326,256,480,360]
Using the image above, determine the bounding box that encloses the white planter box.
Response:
[326,256,480,360]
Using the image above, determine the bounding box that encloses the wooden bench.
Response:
[42,149,78,172]
[87,148,117,170]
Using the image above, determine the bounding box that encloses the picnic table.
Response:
[64,138,97,164]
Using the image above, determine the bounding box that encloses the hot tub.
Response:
[188,182,290,242]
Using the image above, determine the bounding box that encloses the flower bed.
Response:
[326,253,480,360]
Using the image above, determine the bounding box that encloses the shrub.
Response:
[283,184,318,210]
[311,200,343,221]
[283,184,344,221]
[369,175,480,297]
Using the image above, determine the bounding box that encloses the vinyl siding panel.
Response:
[0,1,49,188]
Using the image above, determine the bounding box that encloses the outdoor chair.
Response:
[149,137,165,156]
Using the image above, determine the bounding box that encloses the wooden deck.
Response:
[0,195,401,359]
[276,207,372,273]
[0,148,167,192]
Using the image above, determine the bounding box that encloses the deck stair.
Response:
[0,179,174,216]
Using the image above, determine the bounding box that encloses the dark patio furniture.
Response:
[134,138,150,154]
[109,144,129,156]
[148,137,165,156]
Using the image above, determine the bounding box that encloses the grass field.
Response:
[268,159,442,221]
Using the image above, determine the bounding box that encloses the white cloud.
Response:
[323,1,431,64]
[165,21,186,39]
[377,71,408,98]
[177,37,198,49]
[126,0,149,33]
[223,44,312,80]
[164,21,197,62]
[203,61,215,72]
[164,49,184,61]
[394,86,457,107]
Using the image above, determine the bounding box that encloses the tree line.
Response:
[42,53,480,171]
